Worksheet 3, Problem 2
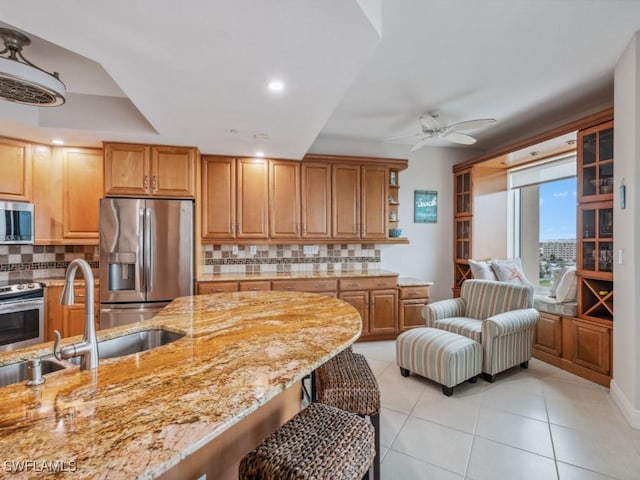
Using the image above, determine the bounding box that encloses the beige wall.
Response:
[472,165,508,260]
[309,136,477,301]
[612,31,640,428]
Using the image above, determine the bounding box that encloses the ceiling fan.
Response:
[385,114,496,152]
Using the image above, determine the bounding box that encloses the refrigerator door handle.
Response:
[139,207,146,292]
[145,207,153,293]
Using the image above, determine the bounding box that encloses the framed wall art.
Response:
[414,190,437,223]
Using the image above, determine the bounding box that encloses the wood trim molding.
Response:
[304,153,408,170]
[453,107,614,172]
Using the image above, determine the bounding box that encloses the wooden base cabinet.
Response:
[532,313,612,387]
[46,285,100,342]
[398,285,431,331]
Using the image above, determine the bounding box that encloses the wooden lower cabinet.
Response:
[238,281,271,292]
[46,285,100,342]
[339,290,369,334]
[398,285,430,331]
[197,282,238,294]
[533,312,562,356]
[532,313,612,387]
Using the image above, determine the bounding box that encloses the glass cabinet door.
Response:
[579,203,613,274]
[579,123,613,201]
[454,170,472,216]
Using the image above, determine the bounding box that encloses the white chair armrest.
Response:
[483,308,539,337]
[422,298,466,327]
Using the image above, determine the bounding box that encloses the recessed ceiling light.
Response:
[255,151,265,157]
[51,138,64,145]
[268,80,285,92]
[566,139,576,145]
[530,151,539,156]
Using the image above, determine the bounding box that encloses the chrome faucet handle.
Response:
[53,330,63,361]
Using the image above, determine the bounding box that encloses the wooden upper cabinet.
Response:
[301,162,331,239]
[202,156,236,239]
[104,142,197,198]
[104,142,150,196]
[237,158,269,239]
[63,148,104,240]
[361,165,388,239]
[270,160,300,239]
[332,164,361,238]
[0,138,31,201]
[151,146,197,197]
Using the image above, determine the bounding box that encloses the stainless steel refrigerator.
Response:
[99,198,194,329]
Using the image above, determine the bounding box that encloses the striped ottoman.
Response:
[396,327,482,396]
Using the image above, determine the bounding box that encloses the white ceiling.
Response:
[1,0,639,159]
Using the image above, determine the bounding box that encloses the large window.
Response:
[509,154,576,287]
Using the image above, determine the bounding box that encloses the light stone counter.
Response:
[0,291,361,479]
[197,269,398,282]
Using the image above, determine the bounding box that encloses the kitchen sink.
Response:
[68,329,185,364]
[0,357,68,388]
[98,329,185,359]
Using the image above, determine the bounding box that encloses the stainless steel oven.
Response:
[0,282,44,352]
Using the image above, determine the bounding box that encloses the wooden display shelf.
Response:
[578,276,613,323]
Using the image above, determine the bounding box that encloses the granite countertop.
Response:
[197,269,399,282]
[0,292,361,479]
[37,277,100,287]
[397,277,434,287]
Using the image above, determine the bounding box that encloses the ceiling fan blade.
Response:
[446,132,477,145]
[410,135,435,152]
[384,132,424,143]
[447,118,496,133]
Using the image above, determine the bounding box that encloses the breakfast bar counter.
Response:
[0,291,361,479]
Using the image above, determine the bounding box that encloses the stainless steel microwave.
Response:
[0,201,34,244]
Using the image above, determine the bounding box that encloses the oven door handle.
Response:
[0,298,44,312]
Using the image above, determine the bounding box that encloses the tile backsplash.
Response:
[0,245,99,283]
[0,243,382,281]
[202,244,381,274]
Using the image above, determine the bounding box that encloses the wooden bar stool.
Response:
[239,402,375,479]
[315,349,381,480]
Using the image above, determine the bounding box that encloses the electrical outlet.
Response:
[232,245,239,255]
[619,249,624,265]
[303,245,319,255]
[250,245,257,255]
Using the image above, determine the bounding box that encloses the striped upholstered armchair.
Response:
[422,279,539,382]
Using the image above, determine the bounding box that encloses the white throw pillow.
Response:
[491,259,533,286]
[549,265,572,298]
[555,267,578,302]
[468,259,497,280]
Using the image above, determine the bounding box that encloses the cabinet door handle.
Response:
[143,175,149,189]
[152,175,157,191]
[214,288,224,292]
[302,224,306,235]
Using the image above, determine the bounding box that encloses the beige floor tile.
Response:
[381,450,464,480]
[557,462,618,480]
[481,381,548,421]
[466,437,558,480]
[391,416,472,475]
[551,423,640,479]
[411,387,480,433]
[363,357,391,377]
[378,364,426,414]
[380,407,408,447]
[543,378,611,407]
[353,340,396,363]
[475,407,554,457]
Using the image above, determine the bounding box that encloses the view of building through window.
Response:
[538,177,577,286]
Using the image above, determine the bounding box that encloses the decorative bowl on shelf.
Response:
[388,228,402,238]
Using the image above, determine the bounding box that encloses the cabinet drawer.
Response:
[339,276,397,291]
[238,281,271,291]
[272,279,338,292]
[197,282,238,294]
[398,285,430,299]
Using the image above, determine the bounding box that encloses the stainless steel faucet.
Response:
[53,258,99,370]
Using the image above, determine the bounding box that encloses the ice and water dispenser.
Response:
[106,252,137,291]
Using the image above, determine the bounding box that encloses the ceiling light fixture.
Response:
[0,28,66,106]
[51,139,64,145]
[566,139,576,145]
[268,80,284,92]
